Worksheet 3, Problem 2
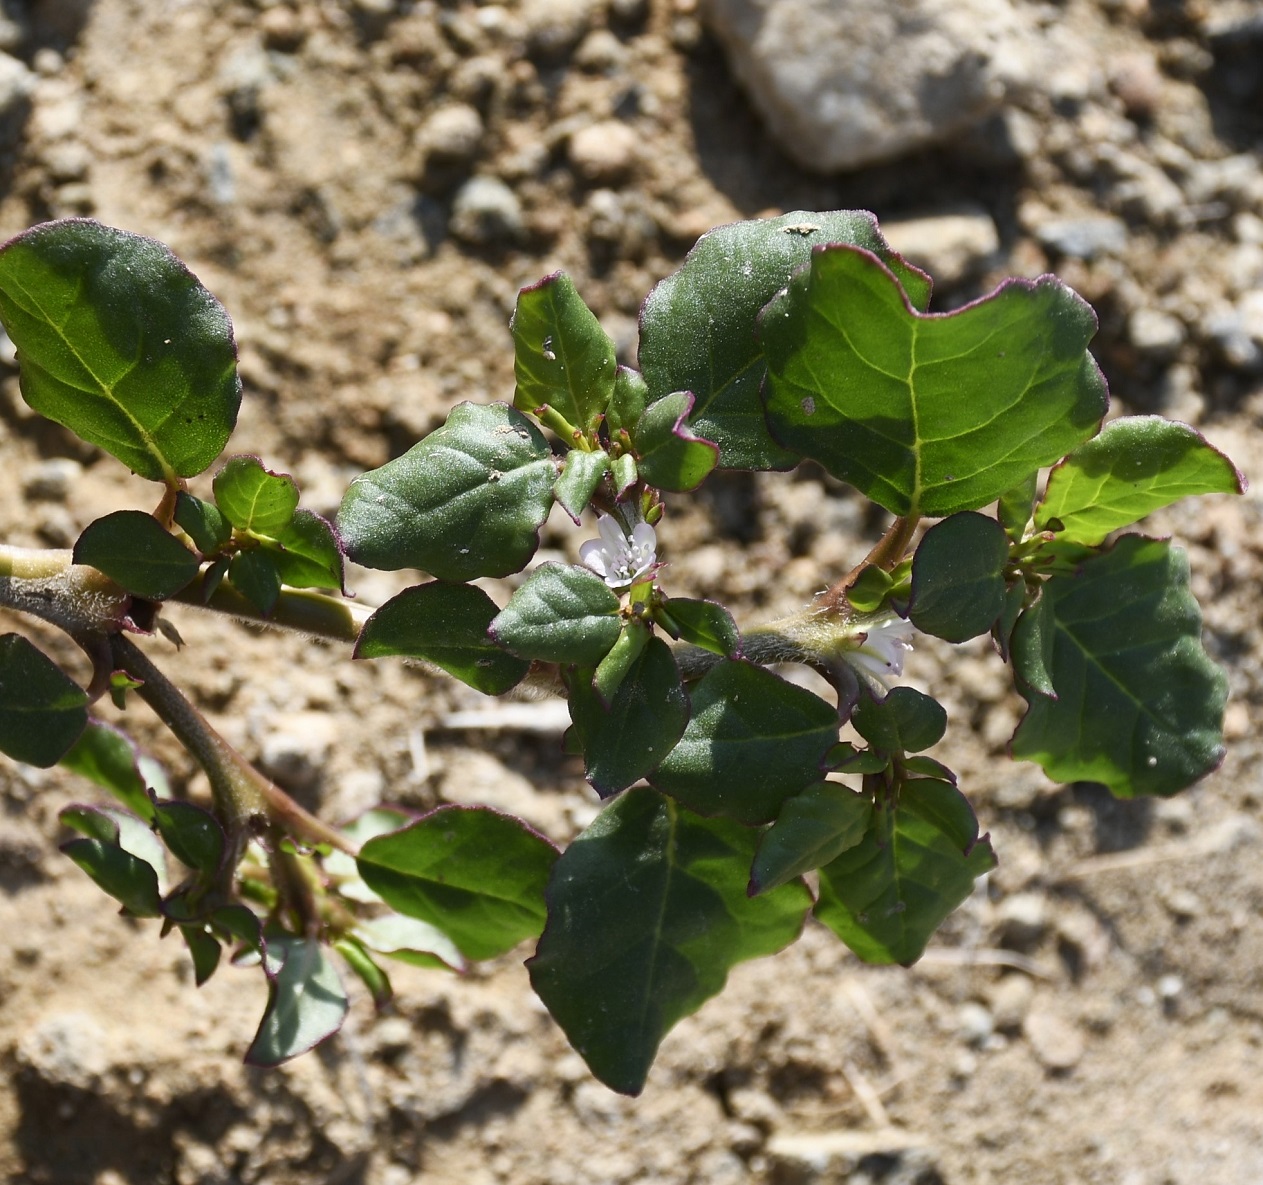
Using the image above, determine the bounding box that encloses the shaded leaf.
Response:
[357,581,529,696]
[0,633,88,767]
[1034,415,1245,545]
[60,803,166,916]
[181,925,222,986]
[74,510,200,600]
[0,219,240,483]
[907,511,1011,642]
[357,805,558,961]
[750,782,872,894]
[152,799,225,874]
[651,660,838,824]
[762,247,1108,517]
[528,788,812,1095]
[1010,535,1227,797]
[490,562,622,666]
[228,548,281,615]
[338,401,556,580]
[353,913,466,972]
[334,938,393,1008]
[245,936,348,1066]
[815,779,996,965]
[568,636,689,797]
[266,510,345,591]
[638,210,930,471]
[851,687,947,754]
[174,492,231,555]
[59,720,166,821]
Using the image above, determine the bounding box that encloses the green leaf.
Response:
[611,452,638,497]
[265,510,345,591]
[568,636,689,797]
[0,634,88,767]
[174,492,231,555]
[998,472,1039,541]
[1010,535,1227,797]
[657,597,740,658]
[633,391,719,493]
[334,938,393,1008]
[59,803,165,917]
[0,219,240,484]
[638,210,930,471]
[907,511,1011,643]
[152,799,225,874]
[357,806,558,961]
[352,913,466,972]
[338,401,556,581]
[490,563,623,666]
[528,788,812,1095]
[356,581,529,696]
[512,271,617,435]
[762,247,1108,517]
[212,455,299,535]
[180,926,222,986]
[828,741,889,775]
[750,782,873,894]
[59,720,166,821]
[606,366,648,436]
[73,510,200,600]
[593,619,650,702]
[1034,416,1245,546]
[651,660,838,824]
[245,936,348,1066]
[322,807,413,904]
[992,577,1027,663]
[815,779,996,965]
[554,449,611,522]
[845,565,894,613]
[851,687,947,754]
[228,548,281,615]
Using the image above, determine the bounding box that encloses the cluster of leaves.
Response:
[0,216,1242,1095]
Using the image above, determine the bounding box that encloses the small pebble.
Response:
[1024,1008,1085,1072]
[958,1001,995,1047]
[23,457,81,501]
[419,103,484,162]
[1128,307,1185,356]
[1035,214,1128,259]
[449,176,524,245]
[568,120,639,183]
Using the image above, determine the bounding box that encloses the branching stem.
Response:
[820,515,920,612]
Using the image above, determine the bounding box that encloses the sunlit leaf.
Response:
[490,562,623,666]
[212,455,299,535]
[907,511,1010,642]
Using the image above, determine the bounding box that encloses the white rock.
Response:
[568,119,639,182]
[449,176,524,245]
[702,0,1034,171]
[18,1012,109,1089]
[418,103,484,162]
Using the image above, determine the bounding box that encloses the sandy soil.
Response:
[0,2,1261,1183]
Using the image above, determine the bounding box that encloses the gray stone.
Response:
[701,0,1034,171]
[996,891,1048,950]
[0,50,32,119]
[1128,308,1186,356]
[18,1012,109,1089]
[22,457,81,502]
[1034,214,1128,260]
[880,207,1000,285]
[766,1128,939,1184]
[419,103,484,162]
[449,176,525,245]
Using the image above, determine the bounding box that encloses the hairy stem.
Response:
[169,577,373,645]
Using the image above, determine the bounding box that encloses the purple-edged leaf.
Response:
[174,492,231,555]
[1010,535,1227,797]
[611,452,638,497]
[512,271,617,435]
[73,510,200,600]
[60,720,167,821]
[490,563,622,666]
[0,219,240,484]
[633,391,719,493]
[907,511,1011,643]
[338,402,556,580]
[1034,415,1246,545]
[568,636,689,797]
[606,365,648,436]
[750,782,872,895]
[152,799,225,874]
[265,509,345,592]
[528,788,812,1095]
[554,449,611,522]
[357,806,557,961]
[851,687,946,754]
[0,634,88,767]
[357,581,529,696]
[638,210,930,471]
[815,779,996,965]
[657,597,740,658]
[181,925,222,986]
[245,936,348,1066]
[762,247,1108,518]
[212,455,299,535]
[650,660,838,824]
[228,548,281,615]
[60,803,166,917]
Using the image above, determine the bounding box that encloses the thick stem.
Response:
[169,577,372,645]
[109,635,355,857]
[820,515,920,613]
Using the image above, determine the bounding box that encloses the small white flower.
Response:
[843,614,916,691]
[580,513,657,590]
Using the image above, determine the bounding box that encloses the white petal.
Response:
[579,540,612,578]
[597,514,626,551]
